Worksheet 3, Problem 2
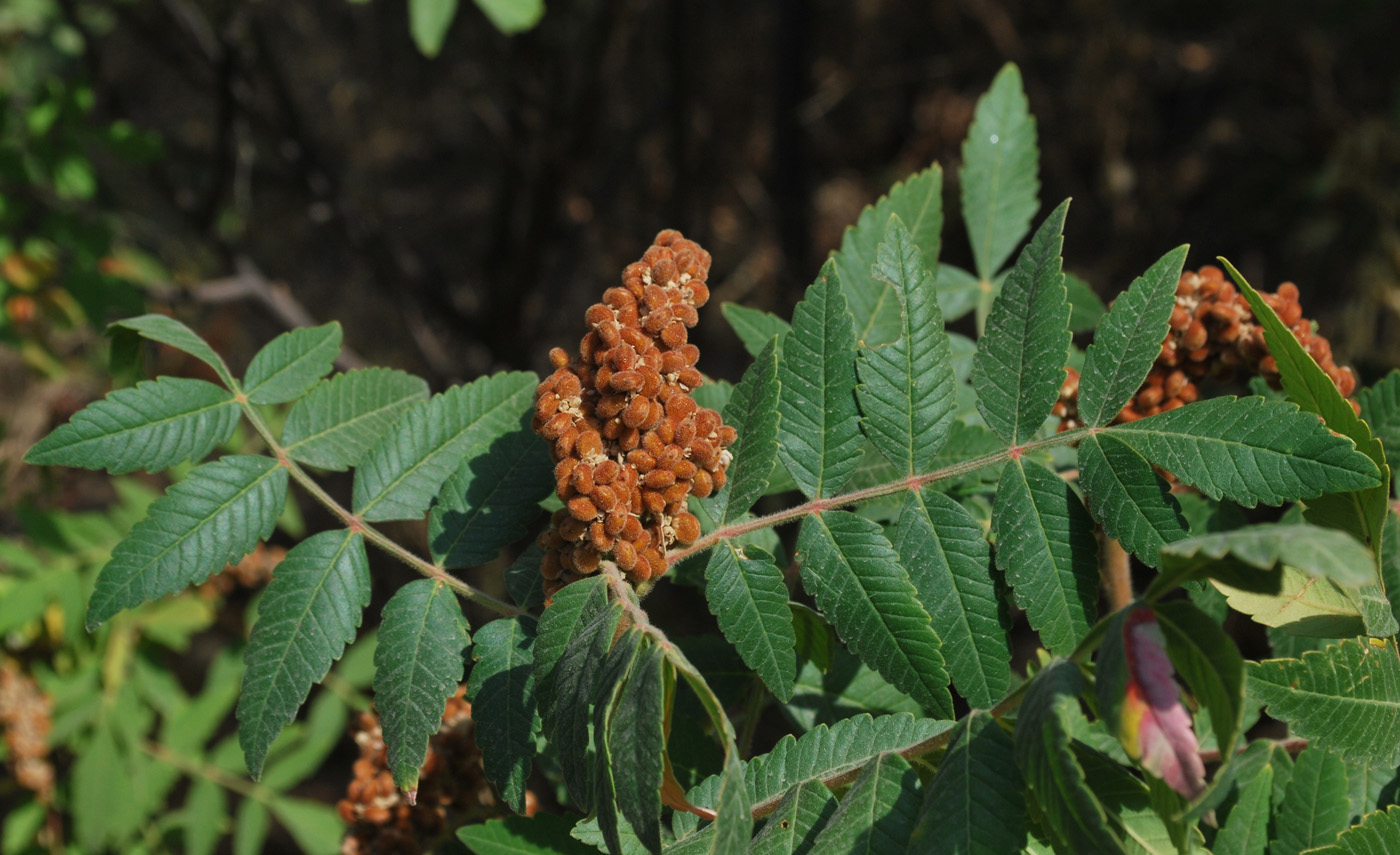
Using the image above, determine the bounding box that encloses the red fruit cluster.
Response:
[0,659,54,805]
[1054,266,1356,429]
[339,687,531,855]
[533,230,735,593]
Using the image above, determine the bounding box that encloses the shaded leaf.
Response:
[1079,432,1188,567]
[242,323,341,404]
[110,313,234,386]
[1359,371,1400,464]
[890,490,1010,708]
[613,644,666,854]
[1214,763,1272,855]
[709,338,781,523]
[1065,272,1107,333]
[796,512,952,717]
[992,458,1099,656]
[374,579,471,793]
[459,814,602,855]
[25,377,238,473]
[971,199,1071,445]
[595,631,645,855]
[777,262,861,499]
[534,576,610,725]
[1155,600,1246,765]
[708,754,753,855]
[721,303,790,360]
[87,455,287,629]
[354,371,537,521]
[505,543,548,611]
[748,780,837,855]
[238,529,370,778]
[1271,746,1349,855]
[807,753,921,855]
[911,711,1025,855]
[704,543,795,702]
[409,0,458,56]
[933,263,982,323]
[283,368,430,471]
[467,616,540,814]
[474,0,544,34]
[783,636,921,732]
[856,216,957,474]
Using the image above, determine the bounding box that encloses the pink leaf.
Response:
[1119,609,1206,799]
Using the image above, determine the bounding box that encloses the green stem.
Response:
[234,394,520,617]
[668,426,1091,567]
[139,739,271,802]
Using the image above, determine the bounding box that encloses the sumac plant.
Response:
[24,64,1400,855]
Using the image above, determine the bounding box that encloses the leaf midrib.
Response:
[284,381,423,454]
[37,390,235,458]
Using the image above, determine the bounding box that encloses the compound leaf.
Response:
[429,422,553,568]
[971,199,1071,445]
[283,368,430,471]
[834,166,943,347]
[796,512,952,718]
[992,458,1099,656]
[1078,432,1188,567]
[242,323,341,405]
[374,579,471,793]
[25,376,238,473]
[1110,396,1381,507]
[777,262,861,499]
[890,490,1010,708]
[354,371,537,521]
[704,543,796,702]
[807,752,921,855]
[856,216,957,474]
[466,616,540,814]
[1249,639,1400,766]
[911,711,1025,855]
[87,455,287,629]
[237,529,370,778]
[961,63,1039,282]
[1077,246,1188,427]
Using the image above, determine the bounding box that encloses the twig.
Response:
[1101,537,1133,610]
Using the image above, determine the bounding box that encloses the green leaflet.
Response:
[708,337,781,524]
[807,753,921,855]
[264,800,345,854]
[1219,568,1367,638]
[1155,600,1246,764]
[1272,746,1350,855]
[237,529,370,778]
[856,216,957,475]
[408,0,457,56]
[971,199,1071,445]
[505,542,548,611]
[1110,396,1382,506]
[555,603,626,809]
[1065,272,1108,333]
[1358,371,1400,465]
[373,579,471,792]
[1145,522,1376,604]
[708,754,753,855]
[783,636,922,732]
[748,780,837,855]
[961,63,1040,282]
[1318,805,1400,855]
[1076,246,1188,427]
[890,490,1010,708]
[24,376,239,473]
[109,313,235,387]
[721,302,790,360]
[795,512,952,718]
[458,814,601,855]
[612,643,666,854]
[466,616,540,815]
[833,165,943,347]
[241,323,341,405]
[86,454,288,629]
[1214,764,1273,855]
[428,421,553,568]
[535,576,610,724]
[703,543,796,702]
[1249,639,1400,766]
[353,371,537,521]
[678,713,953,833]
[911,711,1025,855]
[777,261,862,500]
[933,263,982,323]
[992,458,1099,656]
[282,367,430,471]
[1014,661,1123,854]
[1078,432,1188,567]
[1074,745,1179,855]
[595,630,645,855]
[474,0,545,34]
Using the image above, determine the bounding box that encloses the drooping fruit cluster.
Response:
[339,686,528,855]
[1054,266,1357,429]
[0,659,54,805]
[533,230,735,593]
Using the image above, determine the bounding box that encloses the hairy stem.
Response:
[234,394,520,616]
[669,426,1092,567]
[1100,537,1133,610]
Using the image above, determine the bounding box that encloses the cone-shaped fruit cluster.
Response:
[533,230,735,594]
[1054,266,1356,429]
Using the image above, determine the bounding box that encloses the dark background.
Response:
[73,0,1400,388]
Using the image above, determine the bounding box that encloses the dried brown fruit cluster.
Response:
[0,659,54,804]
[339,686,530,855]
[197,543,287,598]
[1054,266,1356,429]
[533,230,735,593]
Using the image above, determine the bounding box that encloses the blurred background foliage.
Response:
[1,0,1399,852]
